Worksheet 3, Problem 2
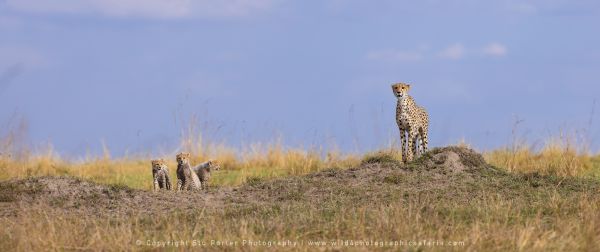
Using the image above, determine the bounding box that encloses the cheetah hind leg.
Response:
[412,137,419,159]
[419,127,428,155]
[417,128,424,156]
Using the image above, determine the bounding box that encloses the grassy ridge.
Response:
[0,139,598,190]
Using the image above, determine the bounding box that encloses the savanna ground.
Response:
[1,129,600,251]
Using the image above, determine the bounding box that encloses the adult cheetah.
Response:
[151,159,172,191]
[175,152,202,191]
[392,82,429,163]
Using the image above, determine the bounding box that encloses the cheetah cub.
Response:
[175,152,202,191]
[192,160,221,190]
[151,159,172,191]
[392,82,430,163]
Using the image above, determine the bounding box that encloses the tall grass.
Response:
[0,126,360,189]
[1,117,599,188]
[484,131,596,177]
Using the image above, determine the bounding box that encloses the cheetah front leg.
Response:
[176,179,183,191]
[181,178,192,191]
[399,128,407,163]
[165,174,172,190]
[203,174,212,190]
[407,129,418,162]
[153,177,159,192]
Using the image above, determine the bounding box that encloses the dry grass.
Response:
[484,134,597,177]
[1,119,597,187]
[0,120,360,189]
[1,130,599,188]
[1,147,600,251]
[0,138,360,190]
[2,123,600,251]
[4,193,599,251]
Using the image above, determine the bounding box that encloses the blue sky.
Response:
[1,0,599,156]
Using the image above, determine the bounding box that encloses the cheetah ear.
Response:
[406,84,411,89]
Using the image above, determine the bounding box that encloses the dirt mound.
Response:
[0,147,520,216]
[411,146,496,171]
[361,146,498,175]
[232,146,505,205]
[0,176,233,217]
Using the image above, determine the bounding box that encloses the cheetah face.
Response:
[207,160,221,171]
[176,152,191,166]
[391,83,411,98]
[151,159,167,171]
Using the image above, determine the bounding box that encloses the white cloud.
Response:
[366,49,423,62]
[369,43,507,62]
[4,0,276,19]
[438,43,465,60]
[482,42,508,57]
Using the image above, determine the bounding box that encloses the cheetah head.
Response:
[207,159,221,171]
[151,159,167,172]
[176,152,191,166]
[391,83,411,98]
